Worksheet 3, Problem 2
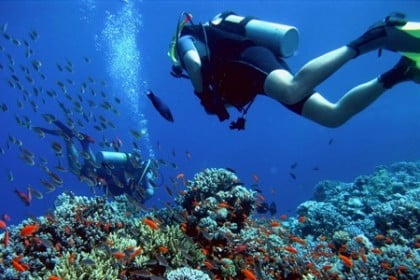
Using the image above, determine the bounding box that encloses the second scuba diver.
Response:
[35,120,156,204]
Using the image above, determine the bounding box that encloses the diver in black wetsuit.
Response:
[35,121,155,203]
[169,12,420,130]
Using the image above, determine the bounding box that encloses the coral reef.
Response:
[0,164,418,280]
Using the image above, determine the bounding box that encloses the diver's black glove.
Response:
[195,88,229,121]
[170,65,189,79]
[229,117,246,130]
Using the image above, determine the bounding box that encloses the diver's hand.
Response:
[229,117,246,130]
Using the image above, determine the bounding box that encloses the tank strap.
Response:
[240,16,254,29]
[216,12,245,35]
[219,11,236,20]
[215,13,257,38]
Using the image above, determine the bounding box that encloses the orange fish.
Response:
[241,268,257,280]
[322,264,333,271]
[252,174,259,183]
[397,265,408,272]
[270,221,281,227]
[384,237,393,244]
[129,247,142,261]
[20,224,39,236]
[290,236,306,245]
[11,256,29,272]
[298,216,306,223]
[204,260,214,270]
[176,173,185,180]
[142,218,159,230]
[284,246,298,254]
[233,244,248,254]
[158,246,169,254]
[380,262,391,270]
[355,236,364,243]
[375,234,385,240]
[0,220,6,229]
[280,214,288,220]
[338,254,353,268]
[217,201,233,209]
[371,248,382,254]
[48,276,62,280]
[112,251,126,260]
[68,252,76,265]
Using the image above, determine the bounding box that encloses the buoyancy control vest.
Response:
[171,11,300,130]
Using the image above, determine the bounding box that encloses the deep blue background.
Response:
[0,0,419,225]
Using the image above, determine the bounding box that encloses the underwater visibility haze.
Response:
[0,1,419,279]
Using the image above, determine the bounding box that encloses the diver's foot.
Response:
[81,134,95,144]
[348,12,407,57]
[52,120,75,139]
[379,56,420,88]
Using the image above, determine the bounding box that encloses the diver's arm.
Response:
[183,50,203,92]
[178,36,203,92]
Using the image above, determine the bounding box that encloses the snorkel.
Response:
[168,12,193,67]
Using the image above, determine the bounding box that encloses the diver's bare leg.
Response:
[301,56,419,127]
[264,46,356,104]
[301,79,385,127]
[80,141,97,165]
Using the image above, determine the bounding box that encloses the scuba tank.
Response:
[211,13,299,58]
[96,151,131,166]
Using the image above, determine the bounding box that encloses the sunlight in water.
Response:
[99,1,154,158]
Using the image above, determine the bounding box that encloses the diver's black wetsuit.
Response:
[180,15,310,115]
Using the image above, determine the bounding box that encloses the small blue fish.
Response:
[146,90,174,122]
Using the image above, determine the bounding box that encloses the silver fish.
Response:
[7,169,13,182]
[40,179,56,192]
[20,154,35,166]
[28,185,43,200]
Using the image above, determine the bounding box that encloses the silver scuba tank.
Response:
[96,151,131,166]
[213,14,299,58]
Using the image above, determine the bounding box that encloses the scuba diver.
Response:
[169,12,420,130]
[34,121,156,203]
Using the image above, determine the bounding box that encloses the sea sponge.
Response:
[332,230,350,246]
[166,267,211,280]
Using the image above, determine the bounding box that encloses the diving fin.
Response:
[349,13,420,57]
[387,21,420,54]
[397,21,420,66]
[379,56,420,89]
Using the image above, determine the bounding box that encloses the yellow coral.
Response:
[52,250,119,280]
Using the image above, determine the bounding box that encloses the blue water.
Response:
[0,0,419,225]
